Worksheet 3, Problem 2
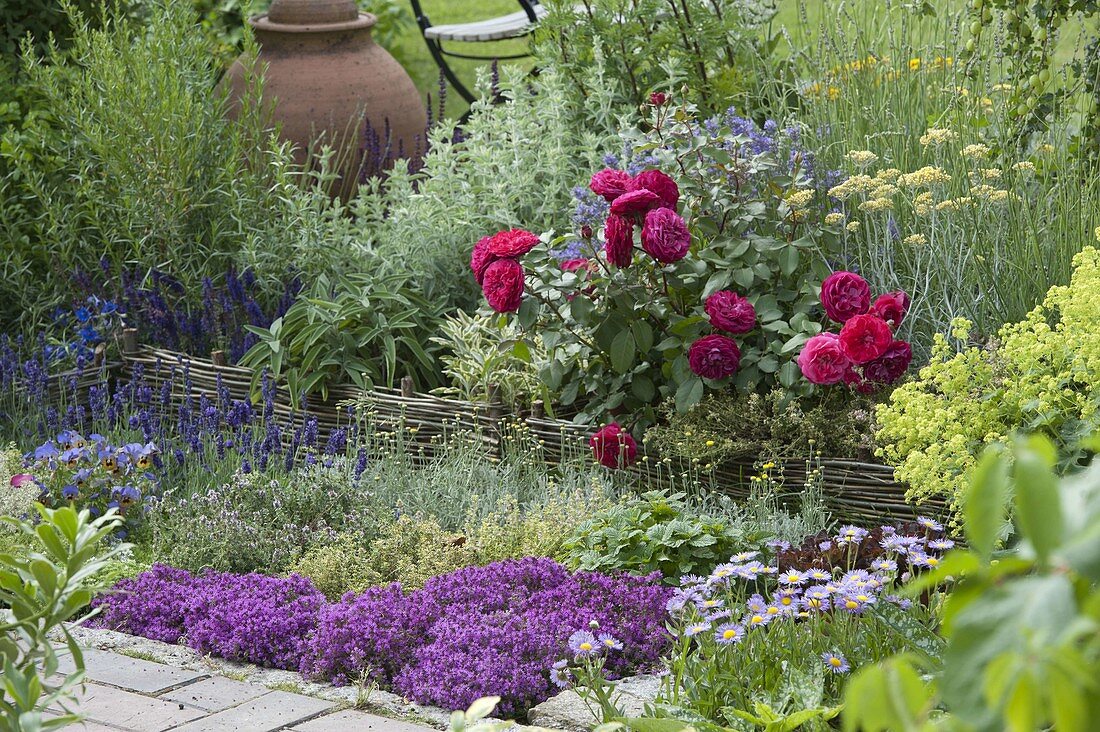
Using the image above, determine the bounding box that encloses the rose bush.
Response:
[471,104,842,430]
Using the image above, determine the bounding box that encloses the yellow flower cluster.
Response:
[902,233,927,246]
[961,144,991,159]
[897,166,952,188]
[877,247,1100,522]
[845,150,879,167]
[919,128,958,146]
[824,212,845,226]
[1096,226,1100,242]
[1012,161,1036,172]
[785,189,816,209]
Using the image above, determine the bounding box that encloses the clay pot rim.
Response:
[249,11,377,34]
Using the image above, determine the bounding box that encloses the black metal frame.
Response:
[410,0,541,104]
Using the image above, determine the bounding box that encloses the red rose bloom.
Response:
[630,170,680,210]
[838,314,893,364]
[704,290,756,334]
[820,271,871,323]
[470,236,495,285]
[481,259,525,313]
[641,207,691,263]
[610,189,661,217]
[486,228,540,258]
[604,214,635,267]
[842,365,877,394]
[560,258,589,272]
[589,169,633,202]
[649,92,668,106]
[797,333,851,385]
[589,422,638,469]
[870,291,911,329]
[688,335,741,380]
[863,340,913,384]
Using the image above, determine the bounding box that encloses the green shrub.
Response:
[291,530,379,600]
[560,491,771,584]
[0,446,35,533]
[239,270,444,403]
[536,0,780,112]
[146,461,377,573]
[1,505,126,730]
[645,388,877,464]
[464,489,612,565]
[360,513,477,591]
[430,310,546,406]
[876,245,1100,521]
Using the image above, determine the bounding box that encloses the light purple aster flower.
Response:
[696,597,725,612]
[598,633,623,652]
[683,621,712,638]
[836,525,869,544]
[730,551,760,562]
[908,551,942,569]
[805,568,832,582]
[746,593,768,614]
[801,594,830,612]
[734,561,766,580]
[818,540,834,551]
[710,563,739,581]
[715,623,745,645]
[778,569,807,586]
[885,595,913,610]
[917,516,944,532]
[679,574,707,587]
[871,558,898,573]
[822,651,851,674]
[568,630,600,658]
[837,593,876,614]
[928,539,955,551]
[706,609,733,622]
[766,540,791,551]
[743,611,773,629]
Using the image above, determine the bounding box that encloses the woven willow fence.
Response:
[109,329,942,524]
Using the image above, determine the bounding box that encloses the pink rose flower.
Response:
[470,236,495,285]
[610,189,661,217]
[560,258,589,272]
[870,291,911,329]
[604,214,635,267]
[797,333,851,385]
[589,422,638,469]
[820,271,871,323]
[481,259,525,313]
[486,228,540,258]
[589,169,633,202]
[838,314,893,364]
[688,335,741,380]
[863,340,913,384]
[641,207,691,263]
[704,291,756,334]
[630,170,680,211]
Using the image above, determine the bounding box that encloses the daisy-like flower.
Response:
[746,593,768,614]
[550,659,572,688]
[758,565,778,576]
[764,604,784,618]
[569,630,600,658]
[744,612,773,629]
[805,586,832,601]
[838,594,875,614]
[840,570,873,588]
[778,569,807,586]
[766,540,791,551]
[735,561,767,580]
[706,609,733,623]
[836,525,869,544]
[710,563,738,581]
[598,633,623,651]
[928,538,955,551]
[880,525,897,536]
[917,516,943,532]
[666,590,696,614]
[680,574,707,587]
[818,540,833,551]
[683,621,712,638]
[871,558,897,573]
[885,595,913,610]
[806,568,832,582]
[715,623,746,645]
[696,597,725,611]
[802,595,831,612]
[909,551,941,569]
[730,551,760,562]
[822,651,851,674]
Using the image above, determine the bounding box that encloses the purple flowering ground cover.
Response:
[93,557,671,716]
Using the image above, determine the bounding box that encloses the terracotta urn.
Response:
[222,0,428,198]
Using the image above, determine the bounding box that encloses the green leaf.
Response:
[842,655,932,732]
[674,377,704,412]
[965,445,1010,562]
[631,320,655,354]
[1013,436,1064,564]
[610,329,636,374]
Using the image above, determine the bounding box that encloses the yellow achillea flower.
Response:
[935,199,961,212]
[914,192,935,216]
[919,128,958,146]
[824,212,845,225]
[898,166,952,188]
[846,221,861,232]
[785,189,815,209]
[908,58,922,71]
[961,144,990,159]
[992,83,1013,92]
[828,174,876,200]
[1095,226,1100,242]
[1013,161,1036,172]
[859,198,894,212]
[903,233,927,246]
[845,150,879,167]
[875,168,901,181]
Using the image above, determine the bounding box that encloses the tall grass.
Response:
[762,0,1100,349]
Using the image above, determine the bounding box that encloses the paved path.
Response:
[54,647,437,731]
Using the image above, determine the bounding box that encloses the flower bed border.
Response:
[114,329,943,524]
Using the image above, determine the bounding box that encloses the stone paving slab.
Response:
[57,648,207,694]
[291,709,442,732]
[70,682,207,731]
[166,690,336,732]
[159,675,269,712]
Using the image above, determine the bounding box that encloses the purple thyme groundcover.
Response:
[92,557,671,715]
